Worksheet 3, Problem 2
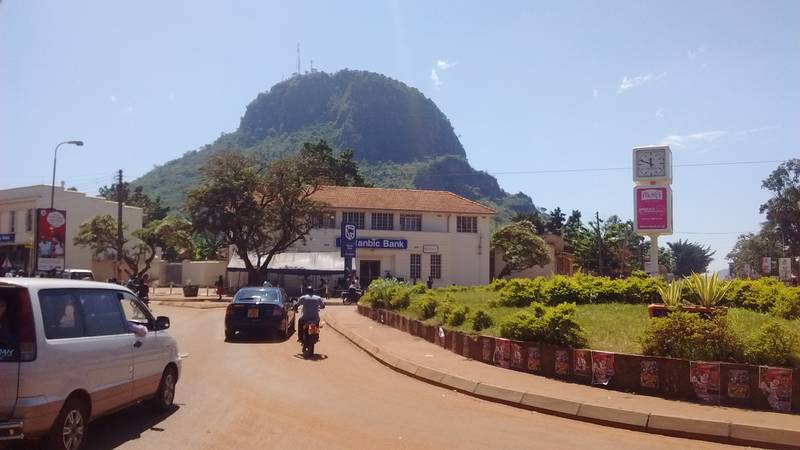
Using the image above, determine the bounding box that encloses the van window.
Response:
[118,292,152,330]
[39,289,128,339]
[0,295,19,361]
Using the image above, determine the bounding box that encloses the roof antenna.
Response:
[296,42,301,75]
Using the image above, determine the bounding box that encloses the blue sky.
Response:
[2,1,798,270]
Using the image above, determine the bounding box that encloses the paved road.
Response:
[13,305,744,450]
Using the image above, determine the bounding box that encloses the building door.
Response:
[359,260,380,288]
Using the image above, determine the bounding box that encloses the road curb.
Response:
[324,312,800,449]
[156,301,228,309]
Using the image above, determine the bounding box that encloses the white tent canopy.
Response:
[227,251,345,275]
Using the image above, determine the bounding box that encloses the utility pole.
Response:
[116,170,124,280]
[595,211,604,276]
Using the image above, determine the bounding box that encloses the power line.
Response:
[487,159,791,176]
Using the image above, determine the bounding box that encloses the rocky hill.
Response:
[132,70,539,221]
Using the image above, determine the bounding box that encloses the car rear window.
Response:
[39,289,127,339]
[234,288,281,304]
[0,292,19,362]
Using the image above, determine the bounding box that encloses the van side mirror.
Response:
[155,316,170,331]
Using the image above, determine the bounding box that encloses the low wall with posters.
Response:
[357,305,799,414]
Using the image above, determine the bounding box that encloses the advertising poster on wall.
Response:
[640,360,659,389]
[591,352,615,385]
[527,346,541,372]
[493,338,511,369]
[481,338,492,362]
[511,343,524,369]
[727,369,750,399]
[634,186,672,234]
[35,208,67,272]
[554,350,570,376]
[760,257,772,275]
[462,335,472,358]
[573,349,591,377]
[759,367,793,412]
[690,362,721,404]
[778,257,792,281]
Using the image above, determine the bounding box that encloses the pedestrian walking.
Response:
[215,275,225,300]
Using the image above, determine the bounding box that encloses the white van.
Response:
[0,278,181,450]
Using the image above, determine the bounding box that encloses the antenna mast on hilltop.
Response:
[296,43,301,75]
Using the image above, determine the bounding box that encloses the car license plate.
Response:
[247,308,259,318]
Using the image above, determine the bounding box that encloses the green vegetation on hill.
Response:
[132,70,539,219]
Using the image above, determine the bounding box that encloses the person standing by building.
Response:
[215,275,225,300]
[426,276,433,290]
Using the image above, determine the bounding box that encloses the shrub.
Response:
[639,312,742,361]
[410,294,439,320]
[445,305,470,326]
[470,309,493,331]
[498,302,587,348]
[497,278,544,307]
[685,273,731,307]
[744,322,800,367]
[359,278,416,310]
[770,290,800,320]
[656,281,683,307]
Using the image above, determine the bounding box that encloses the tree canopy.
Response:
[666,239,715,277]
[491,220,551,278]
[571,214,646,278]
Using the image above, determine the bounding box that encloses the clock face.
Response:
[636,149,667,178]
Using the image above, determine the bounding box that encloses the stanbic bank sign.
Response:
[335,237,408,250]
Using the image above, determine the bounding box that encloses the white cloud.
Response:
[109,95,116,103]
[734,125,779,136]
[655,108,664,118]
[126,105,134,113]
[593,88,599,99]
[430,69,441,87]
[617,72,665,93]
[436,60,456,71]
[661,130,727,148]
[168,92,176,101]
[688,47,706,58]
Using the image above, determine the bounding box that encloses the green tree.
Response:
[726,229,783,276]
[73,214,192,277]
[572,213,646,277]
[98,183,170,225]
[192,232,227,261]
[186,146,364,284]
[546,207,566,235]
[297,140,371,187]
[562,209,583,245]
[666,239,715,277]
[759,159,800,256]
[511,211,547,234]
[491,220,551,278]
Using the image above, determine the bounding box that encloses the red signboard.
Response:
[634,186,672,234]
[35,208,67,272]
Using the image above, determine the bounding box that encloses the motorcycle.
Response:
[342,286,362,305]
[300,321,321,357]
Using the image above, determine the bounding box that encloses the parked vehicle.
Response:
[0,278,180,450]
[60,269,94,281]
[224,287,295,340]
[342,286,362,305]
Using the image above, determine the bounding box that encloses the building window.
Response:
[430,254,442,279]
[25,209,33,232]
[342,211,365,229]
[456,216,478,233]
[9,211,15,233]
[400,214,422,231]
[410,254,421,280]
[312,211,336,229]
[371,212,394,230]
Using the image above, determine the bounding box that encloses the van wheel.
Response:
[46,397,88,450]
[225,329,235,341]
[150,366,177,413]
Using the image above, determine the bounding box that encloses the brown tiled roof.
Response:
[311,186,496,215]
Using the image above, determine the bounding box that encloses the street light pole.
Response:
[50,140,84,209]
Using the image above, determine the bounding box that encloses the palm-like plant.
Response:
[656,281,683,308]
[685,273,730,308]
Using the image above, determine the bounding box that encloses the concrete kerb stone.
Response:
[415,366,446,384]
[440,374,479,394]
[729,423,800,448]
[473,383,525,404]
[520,392,582,416]
[647,414,730,439]
[576,403,650,429]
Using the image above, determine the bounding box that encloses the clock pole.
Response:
[648,234,659,275]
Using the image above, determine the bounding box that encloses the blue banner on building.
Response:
[0,234,14,243]
[340,222,357,258]
[336,237,408,250]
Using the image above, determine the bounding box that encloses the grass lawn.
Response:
[393,287,800,358]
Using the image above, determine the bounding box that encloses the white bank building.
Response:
[231,186,496,290]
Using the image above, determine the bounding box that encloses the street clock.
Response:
[632,145,672,183]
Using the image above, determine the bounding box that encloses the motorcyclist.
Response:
[294,293,324,343]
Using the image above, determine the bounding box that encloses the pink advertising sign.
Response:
[634,186,672,234]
